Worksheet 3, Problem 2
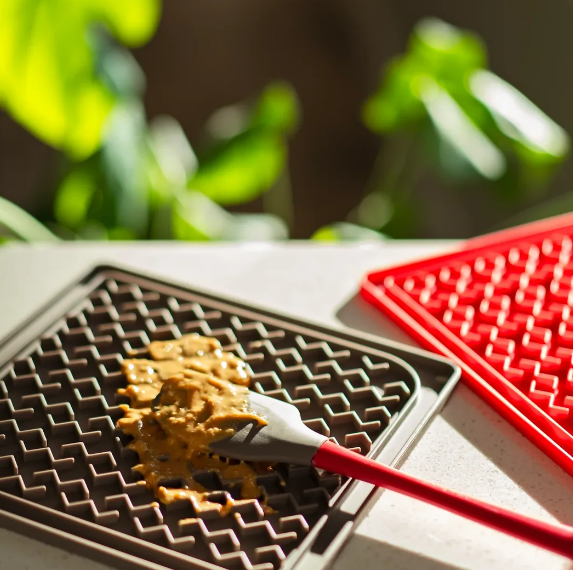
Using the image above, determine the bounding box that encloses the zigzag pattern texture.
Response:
[0,275,418,570]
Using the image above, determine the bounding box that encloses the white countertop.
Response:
[1,241,573,570]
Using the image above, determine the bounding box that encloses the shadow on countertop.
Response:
[331,533,466,570]
[335,294,419,349]
[336,293,573,531]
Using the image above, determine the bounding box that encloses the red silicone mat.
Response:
[361,213,573,477]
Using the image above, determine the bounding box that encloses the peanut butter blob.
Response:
[117,334,271,515]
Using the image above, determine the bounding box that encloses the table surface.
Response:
[1,241,573,570]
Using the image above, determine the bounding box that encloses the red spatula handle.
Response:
[313,440,573,559]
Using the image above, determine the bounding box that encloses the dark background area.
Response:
[2,0,573,239]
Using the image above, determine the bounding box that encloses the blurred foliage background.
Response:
[0,0,571,243]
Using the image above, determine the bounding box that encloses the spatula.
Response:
[209,391,573,559]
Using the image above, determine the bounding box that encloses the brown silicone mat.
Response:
[0,265,460,570]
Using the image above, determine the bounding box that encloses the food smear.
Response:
[117,334,271,515]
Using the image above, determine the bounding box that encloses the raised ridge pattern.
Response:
[394,237,573,427]
[0,276,416,570]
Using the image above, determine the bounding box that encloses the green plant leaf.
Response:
[191,82,299,206]
[362,57,425,133]
[0,0,160,160]
[172,191,232,241]
[100,99,149,235]
[78,220,109,240]
[95,36,147,98]
[421,79,506,181]
[145,116,199,222]
[146,115,198,206]
[107,226,137,240]
[469,70,570,164]
[54,164,97,229]
[410,18,486,78]
[190,132,286,205]
[353,192,393,229]
[250,82,300,134]
[361,16,570,237]
[311,222,385,241]
[53,98,155,239]
[0,196,59,242]
[89,0,161,47]
[311,226,339,241]
[172,191,288,241]
[363,19,486,135]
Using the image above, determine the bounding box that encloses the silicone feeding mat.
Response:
[0,265,459,570]
[361,213,573,477]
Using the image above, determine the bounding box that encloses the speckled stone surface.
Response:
[1,242,572,570]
